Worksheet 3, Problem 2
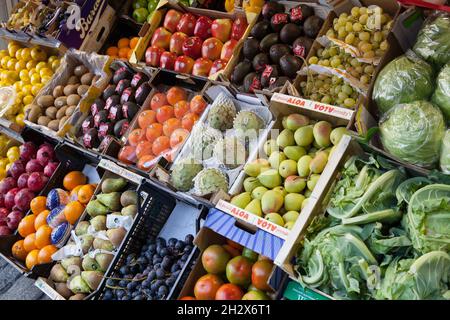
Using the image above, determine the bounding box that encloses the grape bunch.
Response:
[325,6,393,60]
[102,234,195,300]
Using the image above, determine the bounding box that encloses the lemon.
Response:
[31,47,47,62]
[30,73,41,85]
[1,56,11,69]
[22,84,32,96]
[6,70,19,83]
[8,44,20,58]
[15,113,25,126]
[23,95,33,105]
[0,158,8,169]
[13,81,22,92]
[47,55,58,64]
[39,68,53,78]
[7,58,17,70]
[21,48,31,61]
[15,60,26,72]
[28,68,37,78]
[5,163,11,173]
[35,61,47,71]
[31,83,43,96]
[19,69,30,82]
[51,59,60,72]
[7,146,20,162]
[15,48,22,60]
[41,75,52,84]
[0,50,8,59]
[26,60,37,70]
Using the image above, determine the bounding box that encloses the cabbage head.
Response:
[441,130,450,174]
[379,100,445,168]
[413,13,450,69]
[432,63,450,122]
[373,53,434,114]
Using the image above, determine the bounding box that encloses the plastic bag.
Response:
[379,100,445,168]
[432,63,450,122]
[413,11,450,69]
[373,51,435,114]
[441,130,450,174]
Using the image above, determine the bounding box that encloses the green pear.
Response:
[261,190,284,214]
[95,253,114,272]
[122,204,137,217]
[80,234,94,254]
[231,192,252,209]
[107,227,127,248]
[284,221,295,230]
[276,129,295,149]
[90,215,106,231]
[301,198,310,210]
[93,238,114,251]
[120,190,138,207]
[294,125,314,147]
[101,177,127,193]
[257,169,282,189]
[244,199,262,216]
[283,146,306,161]
[263,139,278,156]
[54,282,72,299]
[265,213,285,226]
[283,211,299,223]
[81,271,103,291]
[86,200,108,217]
[49,264,69,283]
[307,174,321,191]
[244,159,270,177]
[308,148,318,158]
[304,189,313,198]
[272,186,288,197]
[330,127,348,145]
[82,256,101,271]
[69,294,87,300]
[286,114,310,131]
[61,257,81,271]
[284,193,305,212]
[69,275,90,294]
[243,177,262,193]
[309,151,328,174]
[313,121,332,148]
[278,159,298,178]
[297,155,313,177]
[251,186,268,200]
[268,151,286,169]
[97,192,122,211]
[75,221,90,236]
[284,176,306,193]
[282,116,288,129]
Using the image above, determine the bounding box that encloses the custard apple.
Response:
[207,93,237,131]
[233,110,264,138]
[213,136,247,169]
[190,124,223,161]
[194,168,228,196]
[170,158,203,192]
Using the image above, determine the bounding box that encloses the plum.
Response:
[14,188,35,212]
[26,159,44,173]
[37,144,55,166]
[0,177,17,194]
[9,160,25,179]
[27,172,48,192]
[17,173,30,189]
[0,226,12,235]
[19,142,37,162]
[44,162,59,177]
[6,210,23,230]
[5,188,20,210]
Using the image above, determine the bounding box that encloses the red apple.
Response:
[231,17,248,40]
[163,9,183,33]
[44,162,58,177]
[209,59,227,76]
[145,46,165,67]
[174,56,194,74]
[194,16,213,40]
[211,19,232,43]
[177,13,197,36]
[192,58,213,77]
[201,38,223,61]
[170,32,188,55]
[160,52,177,70]
[151,27,172,50]
[182,36,203,59]
[221,39,238,61]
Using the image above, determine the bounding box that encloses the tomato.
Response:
[251,259,273,291]
[194,274,223,300]
[215,284,244,300]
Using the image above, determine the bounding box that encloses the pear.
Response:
[283,146,306,161]
[265,213,285,226]
[272,186,288,197]
[294,125,314,147]
[243,177,262,193]
[330,127,348,145]
[81,271,103,291]
[93,238,114,251]
[75,221,90,236]
[257,169,282,189]
[268,151,286,169]
[263,139,278,156]
[313,121,332,148]
[297,155,313,177]
[101,177,127,193]
[80,234,94,254]
[301,198,310,210]
[251,186,268,200]
[284,221,295,230]
[261,190,284,214]
[86,200,108,217]
[231,192,252,209]
[244,199,262,216]
[121,204,137,217]
[244,159,270,177]
[61,256,82,271]
[284,193,305,212]
[309,151,328,174]
[120,190,138,207]
[286,114,310,131]
[278,159,298,178]
[282,116,288,129]
[107,228,127,248]
[82,255,101,271]
[90,215,106,231]
[97,192,121,211]
[95,253,114,272]
[307,174,321,191]
[276,129,295,148]
[283,211,299,223]
[304,188,312,198]
[49,264,69,283]
[284,176,306,193]
[69,294,87,300]
[54,282,72,299]
[69,275,90,294]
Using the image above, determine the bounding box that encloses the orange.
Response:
[18,215,36,237]
[30,196,47,215]
[63,171,87,191]
[106,46,119,56]
[23,233,37,252]
[77,185,95,204]
[25,249,40,270]
[130,37,139,49]
[70,185,83,201]
[34,210,50,230]
[12,240,28,261]
[35,225,52,249]
[37,245,57,264]
[118,47,129,59]
[118,38,130,49]
[64,201,84,224]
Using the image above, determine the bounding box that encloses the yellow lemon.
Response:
[51,59,60,72]
[5,163,11,173]
[7,146,20,162]
[7,58,17,70]
[6,70,19,83]
[21,84,32,96]
[41,75,52,84]
[39,68,53,78]
[47,55,58,64]
[19,69,30,83]
[0,168,6,180]
[13,81,22,92]
[28,68,37,78]
[15,48,23,60]
[0,158,8,169]
[1,56,11,69]
[26,60,37,70]
[35,61,47,71]
[30,73,41,85]
[15,60,26,72]
[31,47,47,62]
[8,44,20,58]
[0,50,8,59]
[15,113,25,127]
[21,48,31,61]
[31,83,43,96]
[23,95,34,105]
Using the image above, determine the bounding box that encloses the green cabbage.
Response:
[413,13,450,69]
[373,53,435,114]
[380,100,446,168]
[441,130,450,174]
[432,63,450,122]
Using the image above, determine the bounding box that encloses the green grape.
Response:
[317,48,324,56]
[322,49,330,59]
[360,74,370,84]
[328,46,338,56]
[350,58,360,67]
[338,92,348,100]
[338,27,347,39]
[359,7,368,15]
[364,65,374,74]
[345,22,353,32]
[326,29,336,38]
[359,14,368,25]
[321,95,332,104]
[342,84,353,95]
[359,42,373,53]
[359,32,370,42]
[373,31,383,42]
[379,40,388,51]
[345,33,355,45]
[344,98,356,108]
[330,57,341,68]
[363,51,375,59]
[353,22,363,32]
[351,7,360,18]
[320,59,330,67]
[355,66,363,74]
[309,56,319,64]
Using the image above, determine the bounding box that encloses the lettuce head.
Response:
[432,63,450,122]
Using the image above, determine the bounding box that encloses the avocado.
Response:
[260,33,279,53]
[243,38,260,60]
[261,65,281,88]
[292,37,314,57]
[250,21,271,40]
[290,5,315,24]
[103,85,116,101]
[269,76,291,90]
[261,2,285,21]
[304,16,323,38]
[114,119,129,137]
[280,24,303,44]
[231,60,252,85]
[243,72,260,93]
[252,53,270,72]
[271,13,289,33]
[269,44,291,64]
[280,54,302,79]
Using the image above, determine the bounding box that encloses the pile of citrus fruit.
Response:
[105,37,140,60]
[11,170,97,270]
[0,41,60,127]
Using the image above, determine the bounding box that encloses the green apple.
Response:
[133,8,149,23]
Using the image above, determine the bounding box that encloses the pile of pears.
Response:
[46,176,139,299]
[231,113,348,229]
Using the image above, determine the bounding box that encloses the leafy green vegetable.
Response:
[432,63,450,122]
[441,130,450,174]
[373,53,435,113]
[396,177,432,205]
[380,100,446,168]
[404,184,450,254]
[413,13,450,69]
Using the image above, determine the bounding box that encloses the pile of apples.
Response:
[0,142,59,235]
[145,9,248,77]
